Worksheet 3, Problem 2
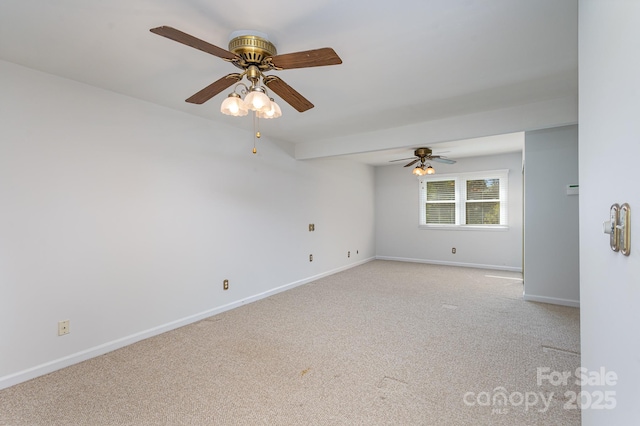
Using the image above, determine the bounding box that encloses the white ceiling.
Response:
[0,0,577,164]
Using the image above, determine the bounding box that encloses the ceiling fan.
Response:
[149,26,342,113]
[390,147,456,175]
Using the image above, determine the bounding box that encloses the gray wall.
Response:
[523,125,579,306]
[375,151,523,270]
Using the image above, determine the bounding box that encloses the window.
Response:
[425,179,456,224]
[419,170,508,229]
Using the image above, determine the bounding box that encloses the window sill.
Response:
[419,225,510,232]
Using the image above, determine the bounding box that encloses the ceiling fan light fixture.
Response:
[411,162,435,176]
[220,92,249,116]
[244,88,271,112]
[412,165,427,176]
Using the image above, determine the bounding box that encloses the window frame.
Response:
[418,169,509,231]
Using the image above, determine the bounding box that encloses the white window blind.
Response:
[465,178,501,225]
[426,180,456,224]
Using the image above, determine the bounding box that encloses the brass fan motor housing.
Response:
[414,148,433,158]
[229,35,277,70]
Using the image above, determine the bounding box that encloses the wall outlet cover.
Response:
[58,320,70,336]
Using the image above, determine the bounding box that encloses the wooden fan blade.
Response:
[185,74,242,104]
[269,48,342,70]
[389,157,417,163]
[263,76,314,112]
[150,26,238,61]
[430,156,457,164]
[403,159,419,168]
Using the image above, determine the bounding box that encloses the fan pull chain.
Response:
[253,112,261,154]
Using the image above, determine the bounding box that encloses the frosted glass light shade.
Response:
[426,165,436,174]
[220,94,248,116]
[244,90,271,112]
[412,166,426,176]
[257,99,282,119]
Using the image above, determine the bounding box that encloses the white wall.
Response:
[0,60,376,388]
[375,151,523,270]
[523,125,579,307]
[579,1,640,423]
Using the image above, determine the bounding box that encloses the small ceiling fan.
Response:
[149,26,342,113]
[390,148,456,175]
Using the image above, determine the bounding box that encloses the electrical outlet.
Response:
[348,251,350,258]
[223,279,229,290]
[309,254,313,262]
[452,248,456,254]
[309,224,315,231]
[58,320,70,336]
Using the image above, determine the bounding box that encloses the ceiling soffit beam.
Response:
[294,96,577,160]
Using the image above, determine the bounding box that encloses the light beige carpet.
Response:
[0,260,580,425]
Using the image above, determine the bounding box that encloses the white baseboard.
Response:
[376,256,522,272]
[523,293,580,308]
[0,257,375,390]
